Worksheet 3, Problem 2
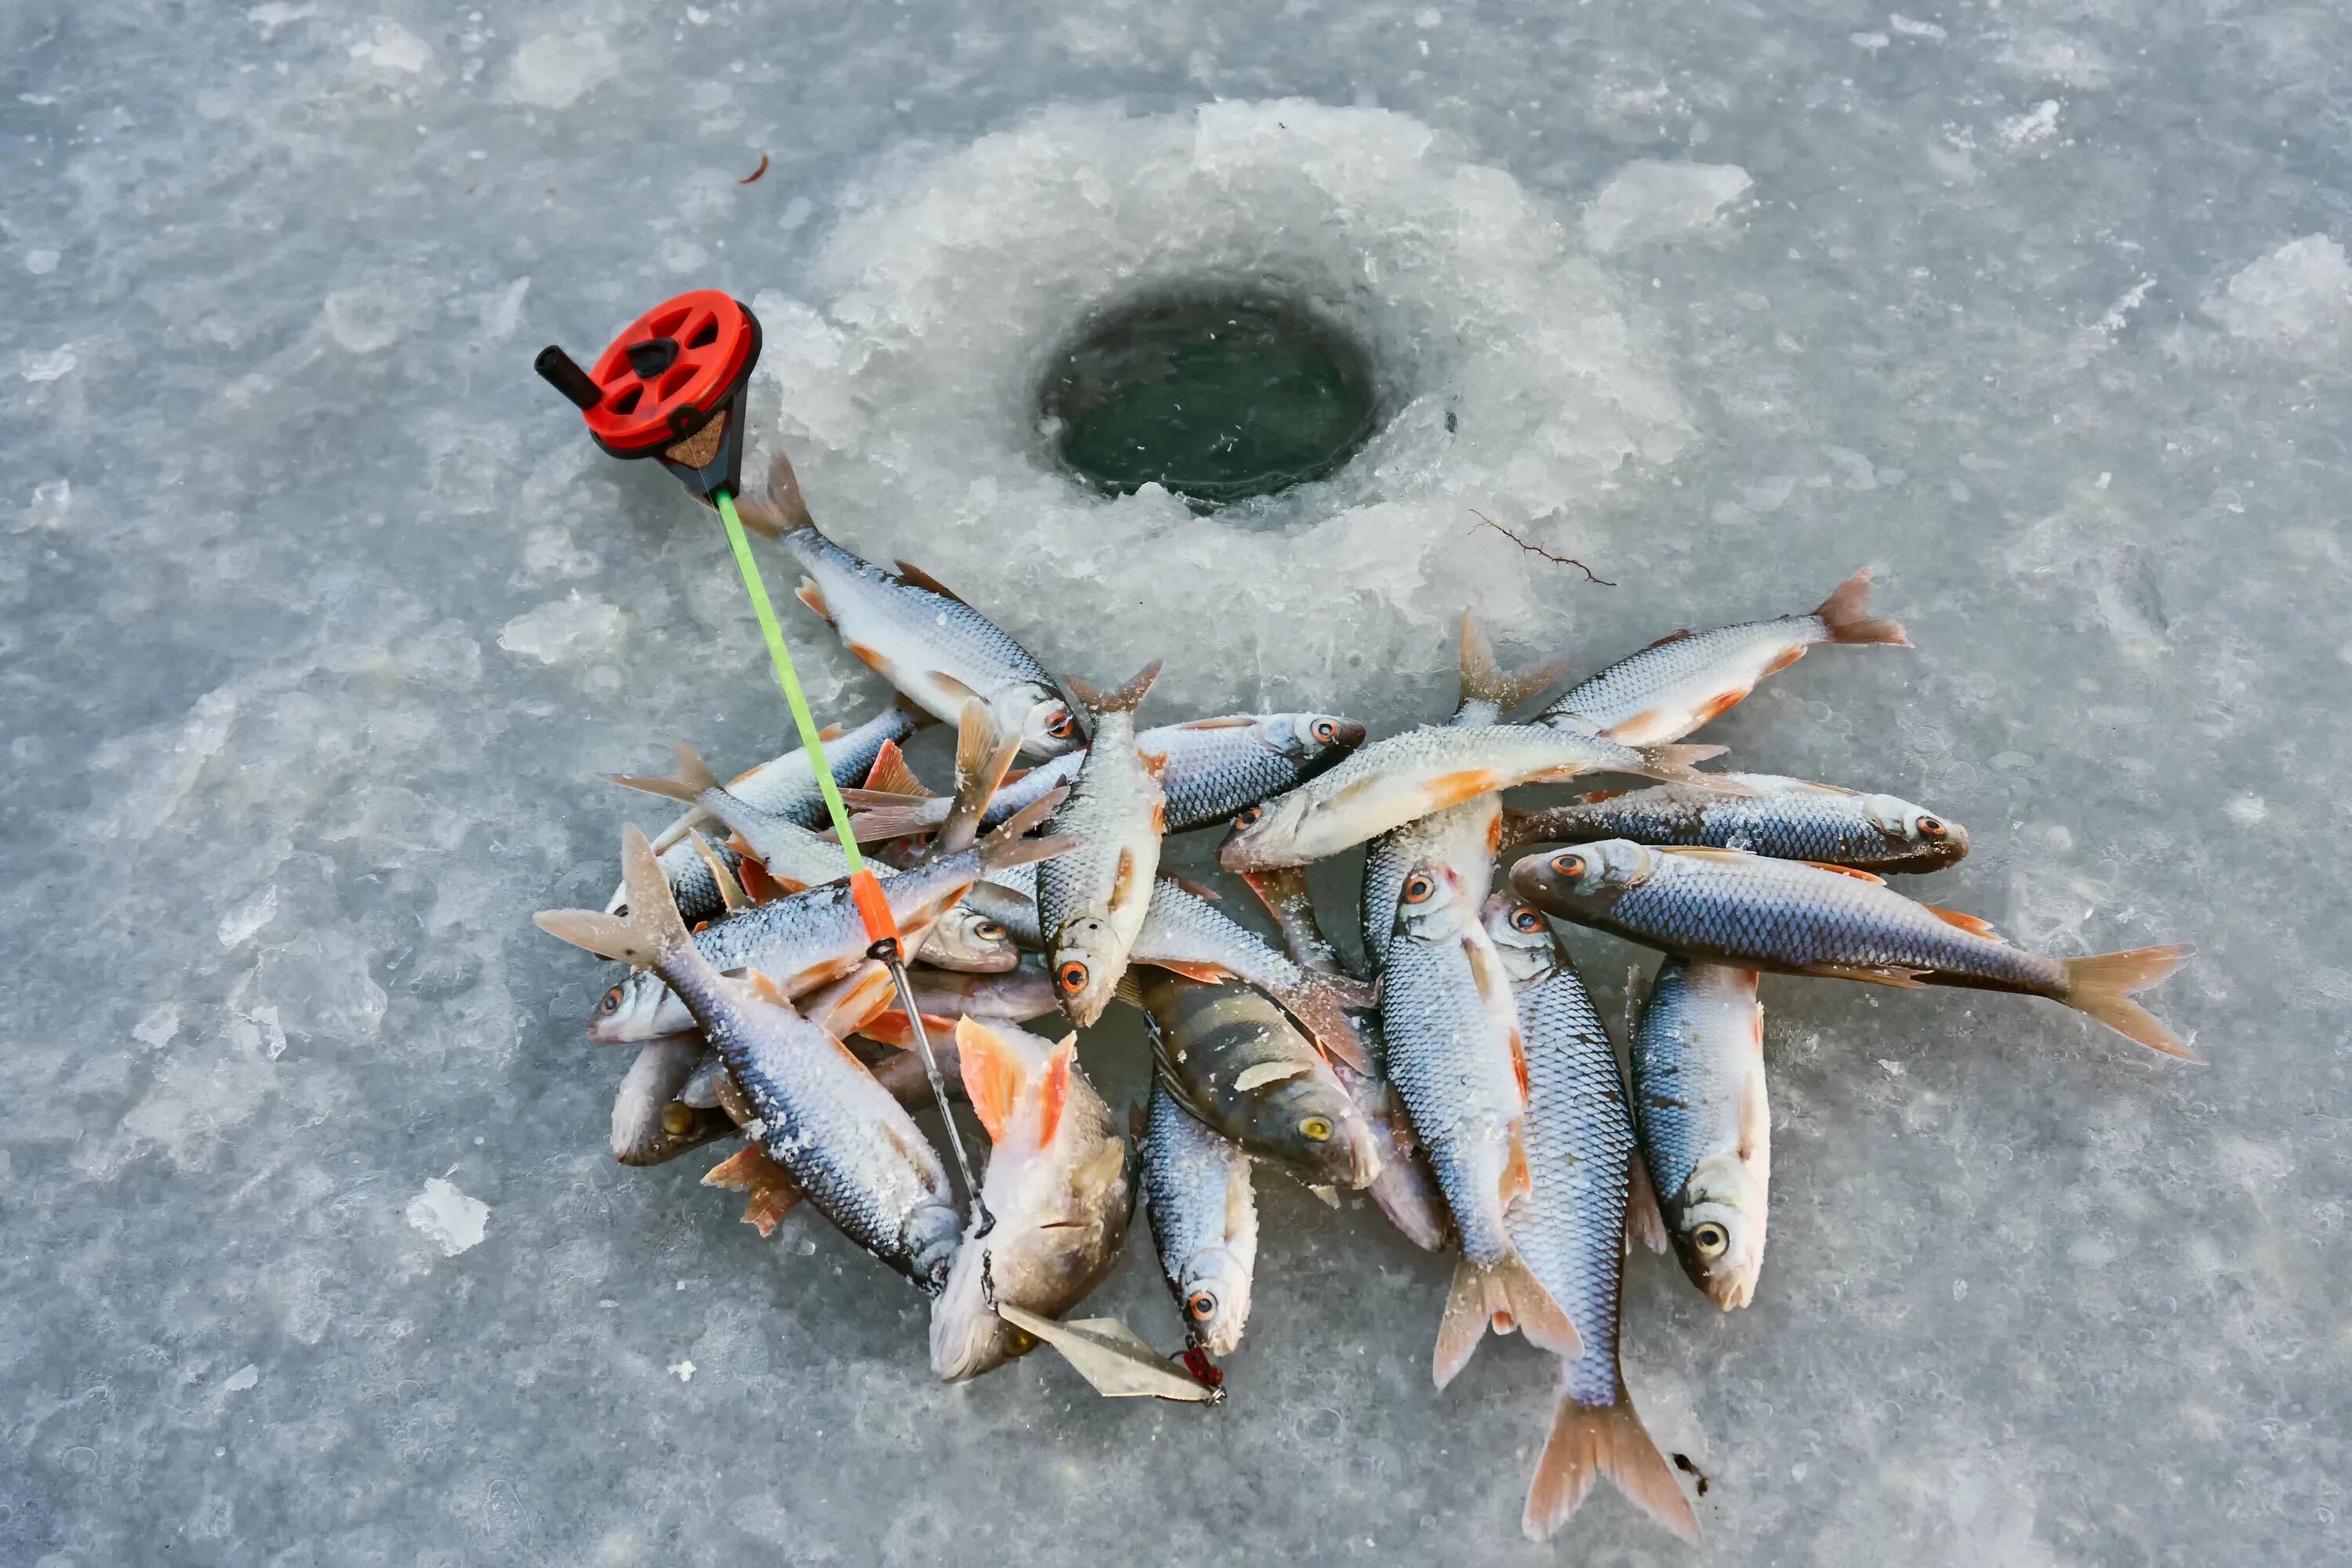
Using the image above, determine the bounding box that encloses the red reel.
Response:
[537,289,762,502]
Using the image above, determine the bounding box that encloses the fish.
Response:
[1533,568,1910,746]
[736,451,1081,758]
[1450,605,1572,728]
[1378,860,1581,1377]
[1239,866,1450,1251]
[610,1034,735,1166]
[1129,877,1375,1070]
[1139,1078,1258,1356]
[930,1018,1131,1381]
[1632,957,1770,1311]
[1502,773,1968,873]
[1510,842,2198,1058]
[857,957,1062,1049]
[537,828,964,1292]
[1219,723,1728,873]
[838,712,1367,840]
[1464,894,1699,1542]
[1132,968,1384,1191]
[1034,663,1168,1025]
[603,705,920,914]
[587,797,1075,1043]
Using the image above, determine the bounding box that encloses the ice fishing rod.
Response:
[536,290,993,1236]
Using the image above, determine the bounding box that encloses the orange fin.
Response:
[702,1145,804,1237]
[1813,568,1911,647]
[1171,875,1222,903]
[1149,797,1166,835]
[893,558,967,604]
[1037,1037,1075,1145]
[1144,958,1235,985]
[1687,688,1751,729]
[794,579,834,626]
[1597,707,1666,742]
[1141,749,1171,783]
[1427,768,1504,811]
[1805,861,1887,884]
[1523,1391,1700,1544]
[1175,715,1254,730]
[1797,961,1929,989]
[862,739,933,799]
[1642,629,1693,649]
[954,1016,1021,1144]
[1922,903,2001,939]
[1501,1130,1532,1207]
[815,722,844,742]
[2061,945,2198,1060]
[844,641,891,676]
[1761,644,1808,677]
[1111,847,1140,913]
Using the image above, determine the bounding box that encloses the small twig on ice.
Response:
[1467,510,1613,586]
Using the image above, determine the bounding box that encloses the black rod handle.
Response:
[535,345,602,411]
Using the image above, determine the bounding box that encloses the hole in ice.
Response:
[1036,289,1377,509]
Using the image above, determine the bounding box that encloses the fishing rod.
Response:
[535,291,993,1236]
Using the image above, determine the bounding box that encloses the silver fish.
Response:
[1534,568,1910,746]
[1380,861,1581,1377]
[1035,663,1167,1025]
[539,829,963,1292]
[1511,841,2197,1058]
[1140,1078,1258,1357]
[611,1034,733,1166]
[1130,877,1374,1070]
[1503,772,1968,873]
[1220,723,1724,873]
[840,712,1366,840]
[1462,895,1699,1542]
[736,452,1080,758]
[590,798,1073,1043]
[1633,957,1769,1311]
[930,1018,1131,1381]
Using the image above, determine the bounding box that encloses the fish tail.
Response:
[1626,743,1748,790]
[1458,610,1572,712]
[840,801,951,844]
[603,739,721,805]
[1813,568,1911,647]
[2060,945,2198,1060]
[1065,660,1163,716]
[938,701,1022,854]
[535,826,692,968]
[1280,971,1377,1073]
[1432,1251,1582,1389]
[731,450,818,540]
[1523,1388,1700,1544]
[977,793,1078,877]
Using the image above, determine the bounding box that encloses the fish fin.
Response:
[974,813,1078,881]
[1686,688,1751,730]
[735,856,785,904]
[954,1015,1023,1143]
[1144,958,1235,985]
[815,722,844,742]
[1596,707,1666,742]
[1805,861,1888,884]
[686,831,751,913]
[1642,629,1695,649]
[794,579,834,626]
[1796,961,1929,989]
[1813,567,1911,647]
[1036,1036,1076,1146]
[937,701,1019,855]
[1457,610,1572,712]
[1425,768,1505,810]
[1433,1258,1494,1389]
[806,962,895,1036]
[1464,934,1517,1024]
[535,826,689,966]
[2061,946,2198,1060]
[1174,714,1255,730]
[1920,902,2000,938]
[862,741,934,799]
[743,970,789,1008]
[845,642,893,677]
[841,803,950,844]
[840,785,953,814]
[764,450,817,532]
[1624,1156,1671,1254]
[927,670,983,712]
[1490,1250,1581,1360]
[1523,1390,1700,1544]
[1149,797,1166,836]
[1501,1131,1532,1208]
[702,1145,804,1237]
[1279,972,1376,1073]
[731,492,787,538]
[602,739,724,806]
[701,1144,766,1189]
[1650,844,1760,864]
[1066,661,1162,716]
[988,786,1068,846]
[893,558,968,604]
[1307,1183,1341,1208]
[1111,847,1141,913]
[1232,1061,1310,1093]
[1627,745,1751,790]
[1761,644,1808,677]
[1073,1134,1127,1197]
[1171,875,1222,903]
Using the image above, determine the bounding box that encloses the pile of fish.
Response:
[536,453,2194,1544]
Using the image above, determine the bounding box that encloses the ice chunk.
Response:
[350,20,431,74]
[509,31,615,109]
[1581,160,1755,254]
[223,1364,260,1392]
[405,1178,489,1256]
[1998,100,2063,150]
[499,593,626,664]
[19,347,76,382]
[2206,235,2352,360]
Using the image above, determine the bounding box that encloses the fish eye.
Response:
[1046,709,1075,739]
[1401,873,1434,904]
[1548,854,1584,880]
[1312,720,1338,742]
[1692,1221,1730,1258]
[599,987,623,1014]
[1510,908,1544,934]
[1186,1290,1218,1321]
[660,1102,695,1137]
[1233,805,1264,829]
[1056,960,1090,994]
[1299,1116,1333,1142]
[1917,816,1946,839]
[975,920,1006,940]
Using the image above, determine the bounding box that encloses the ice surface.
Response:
[5,1,2350,1563]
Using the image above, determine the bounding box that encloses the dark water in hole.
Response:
[1039,292,1377,507]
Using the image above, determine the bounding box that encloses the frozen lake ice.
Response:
[4,0,2347,1562]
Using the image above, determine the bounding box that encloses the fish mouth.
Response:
[1329,720,1368,749]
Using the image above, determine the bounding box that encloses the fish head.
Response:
[1862,794,1971,871]
[1508,839,1653,917]
[1391,860,1476,945]
[906,1198,965,1299]
[1259,712,1367,763]
[916,905,1022,971]
[588,969,681,1044]
[1011,684,1086,758]
[1668,1152,1767,1310]
[1215,790,1314,872]
[1175,1246,1254,1357]
[1048,916,1125,1026]
[1249,1076,1384,1189]
[1479,890,1561,989]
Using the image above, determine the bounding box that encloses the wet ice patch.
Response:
[405,1178,489,1255]
[350,20,431,74]
[2205,236,2352,361]
[510,31,616,109]
[223,1363,260,1392]
[20,347,76,383]
[1581,160,1753,254]
[757,101,1688,715]
[499,593,625,663]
